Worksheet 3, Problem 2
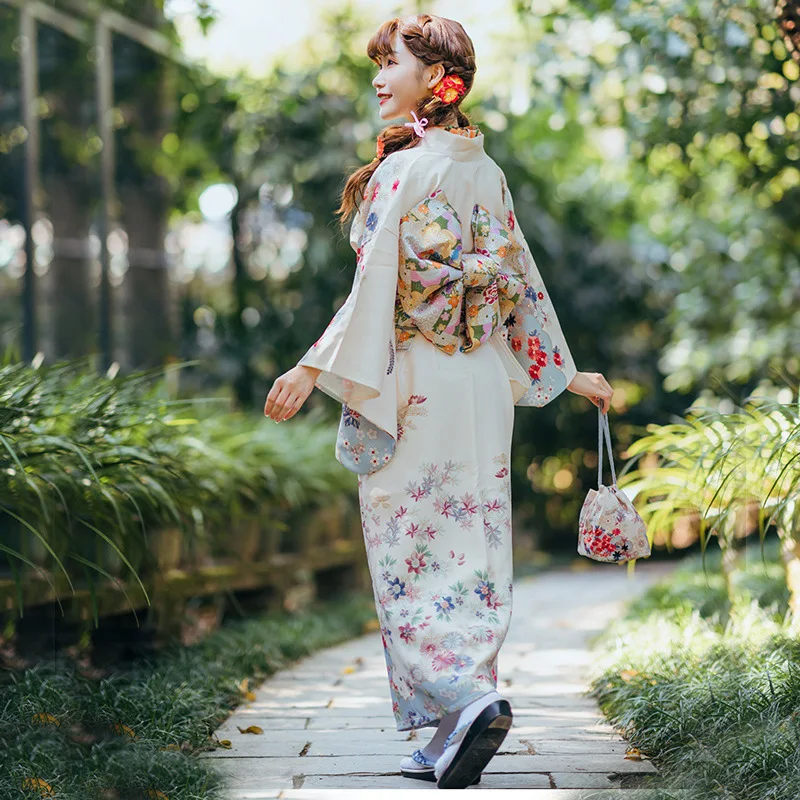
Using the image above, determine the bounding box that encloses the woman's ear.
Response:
[426,62,446,89]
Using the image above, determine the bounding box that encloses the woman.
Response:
[264,13,614,790]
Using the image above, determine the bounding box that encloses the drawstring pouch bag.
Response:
[578,404,651,563]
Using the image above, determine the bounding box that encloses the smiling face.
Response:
[371,32,444,123]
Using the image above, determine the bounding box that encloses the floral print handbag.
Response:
[578,406,651,563]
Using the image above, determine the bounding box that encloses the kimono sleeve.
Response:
[297,155,420,406]
[499,176,578,406]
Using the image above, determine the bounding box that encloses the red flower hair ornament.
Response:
[432,73,466,104]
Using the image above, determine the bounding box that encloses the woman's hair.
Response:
[336,14,477,227]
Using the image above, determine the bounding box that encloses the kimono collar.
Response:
[418,125,486,161]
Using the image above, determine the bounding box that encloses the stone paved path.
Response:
[205,559,676,798]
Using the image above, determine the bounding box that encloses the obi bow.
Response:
[396,189,529,355]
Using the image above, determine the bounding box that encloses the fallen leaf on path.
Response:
[624,747,647,760]
[237,725,264,735]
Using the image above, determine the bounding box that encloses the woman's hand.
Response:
[567,371,615,415]
[264,365,321,422]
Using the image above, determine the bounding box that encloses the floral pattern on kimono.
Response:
[298,145,577,477]
[497,177,578,405]
[297,152,438,474]
[394,189,528,356]
[359,451,514,730]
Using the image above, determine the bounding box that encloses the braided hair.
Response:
[336,14,477,228]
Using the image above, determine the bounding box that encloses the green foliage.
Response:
[587,539,800,800]
[511,0,800,390]
[0,591,376,800]
[617,393,800,592]
[0,356,356,615]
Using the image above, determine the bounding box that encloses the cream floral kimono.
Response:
[298,125,577,731]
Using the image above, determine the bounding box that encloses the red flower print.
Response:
[506,210,515,230]
[392,179,400,192]
[405,522,421,539]
[405,552,426,574]
[486,592,503,610]
[483,284,499,303]
[432,651,457,672]
[529,364,541,381]
[553,348,563,367]
[495,467,509,478]
[510,337,522,352]
[394,505,408,518]
[460,494,479,516]
[399,624,417,643]
[537,291,544,300]
[424,525,437,540]
[372,183,380,201]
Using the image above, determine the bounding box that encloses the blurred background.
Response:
[0,0,798,639]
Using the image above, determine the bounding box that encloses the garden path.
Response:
[205,559,676,798]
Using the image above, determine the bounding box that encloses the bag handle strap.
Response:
[597,402,617,489]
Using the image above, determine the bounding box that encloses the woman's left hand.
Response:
[264,365,320,422]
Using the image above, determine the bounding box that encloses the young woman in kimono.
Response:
[264,13,615,790]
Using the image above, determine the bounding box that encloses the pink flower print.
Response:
[372,183,381,201]
[424,525,437,541]
[405,522,421,539]
[486,592,503,610]
[432,651,457,672]
[395,505,408,519]
[410,485,427,501]
[460,494,479,516]
[506,210,515,230]
[483,283,499,304]
[399,624,417,644]
[449,550,466,566]
[483,498,502,514]
[495,467,509,478]
[408,393,427,404]
[392,179,400,192]
[435,497,456,518]
[405,552,426,574]
[392,701,400,714]
[421,641,438,656]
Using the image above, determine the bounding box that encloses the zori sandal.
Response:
[434,698,513,789]
[399,748,481,784]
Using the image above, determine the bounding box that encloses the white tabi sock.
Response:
[419,708,460,760]
[421,690,503,760]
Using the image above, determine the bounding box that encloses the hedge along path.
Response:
[204,559,677,796]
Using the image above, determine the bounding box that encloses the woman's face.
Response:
[372,32,443,123]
